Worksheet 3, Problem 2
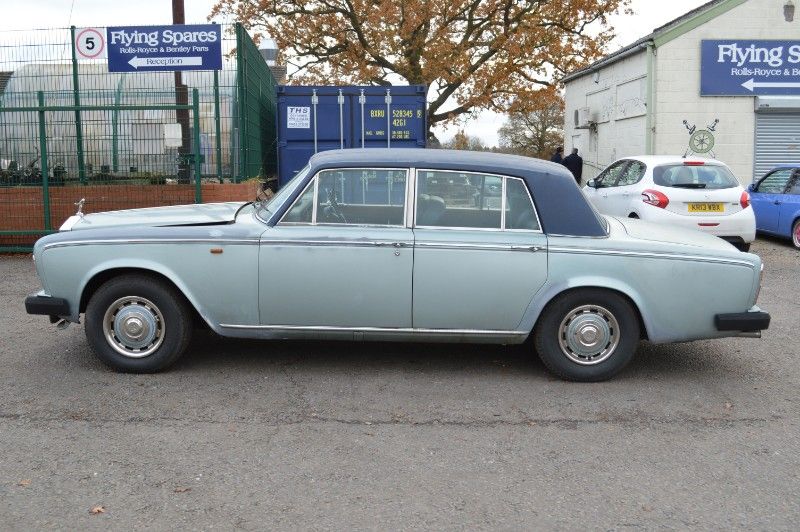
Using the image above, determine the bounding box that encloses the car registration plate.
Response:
[688,203,724,213]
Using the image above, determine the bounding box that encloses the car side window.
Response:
[505,177,540,231]
[416,170,502,229]
[786,171,800,195]
[756,169,793,193]
[281,180,315,223]
[595,161,629,187]
[617,160,646,186]
[280,168,407,226]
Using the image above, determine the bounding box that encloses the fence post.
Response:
[111,73,126,173]
[213,70,223,180]
[37,91,51,231]
[192,89,202,204]
[235,23,246,184]
[70,26,87,185]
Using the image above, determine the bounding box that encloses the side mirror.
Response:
[586,179,597,188]
[747,183,756,192]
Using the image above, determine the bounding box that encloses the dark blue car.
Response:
[749,165,800,248]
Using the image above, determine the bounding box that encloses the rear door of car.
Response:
[411,170,547,331]
[604,160,647,216]
[584,160,630,214]
[259,168,414,328]
[751,168,793,233]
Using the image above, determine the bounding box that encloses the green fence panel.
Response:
[0,24,277,252]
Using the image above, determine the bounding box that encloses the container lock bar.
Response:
[311,89,319,153]
[359,89,366,148]
[385,89,392,148]
[338,89,344,150]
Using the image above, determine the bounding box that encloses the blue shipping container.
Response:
[276,85,427,187]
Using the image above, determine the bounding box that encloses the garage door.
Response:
[754,112,800,180]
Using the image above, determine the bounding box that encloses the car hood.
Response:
[609,215,736,252]
[61,202,248,231]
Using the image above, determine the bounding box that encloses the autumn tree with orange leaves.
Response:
[211,0,629,140]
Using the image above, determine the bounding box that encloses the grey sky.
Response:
[1,0,709,145]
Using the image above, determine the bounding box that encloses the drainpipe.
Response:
[645,42,656,155]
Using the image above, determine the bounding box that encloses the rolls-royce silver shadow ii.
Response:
[25,149,770,381]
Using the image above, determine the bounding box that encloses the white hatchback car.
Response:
[583,156,756,251]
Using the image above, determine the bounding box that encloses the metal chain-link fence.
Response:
[0,23,276,251]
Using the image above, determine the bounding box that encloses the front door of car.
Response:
[585,160,629,215]
[604,160,646,216]
[411,170,548,331]
[778,171,800,235]
[259,168,413,328]
[751,169,793,233]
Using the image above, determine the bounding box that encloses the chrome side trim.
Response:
[415,242,545,252]
[260,239,411,248]
[549,246,756,267]
[219,323,529,336]
[42,238,260,250]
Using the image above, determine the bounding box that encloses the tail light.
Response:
[642,189,669,209]
[683,161,705,166]
[740,191,750,209]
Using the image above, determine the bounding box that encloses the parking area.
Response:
[1,237,799,529]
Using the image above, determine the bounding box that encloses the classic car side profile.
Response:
[25,149,770,381]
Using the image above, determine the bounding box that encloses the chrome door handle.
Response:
[511,245,545,253]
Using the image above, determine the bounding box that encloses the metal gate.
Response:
[754,110,800,179]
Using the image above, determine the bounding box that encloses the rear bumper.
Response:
[641,204,756,242]
[25,294,70,316]
[715,311,771,332]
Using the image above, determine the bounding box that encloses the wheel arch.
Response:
[79,266,211,330]
[524,281,650,341]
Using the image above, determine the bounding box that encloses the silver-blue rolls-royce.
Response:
[24,149,770,381]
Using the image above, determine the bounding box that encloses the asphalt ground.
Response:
[1,237,799,530]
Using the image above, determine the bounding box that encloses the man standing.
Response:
[562,148,583,185]
[550,146,564,164]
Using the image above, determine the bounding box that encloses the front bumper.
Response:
[25,294,70,317]
[715,311,771,332]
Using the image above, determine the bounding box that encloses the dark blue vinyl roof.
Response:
[295,149,607,237]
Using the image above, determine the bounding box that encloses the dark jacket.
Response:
[550,152,563,164]
[562,153,583,183]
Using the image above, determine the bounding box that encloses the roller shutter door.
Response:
[754,112,800,179]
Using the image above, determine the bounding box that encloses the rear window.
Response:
[653,164,739,190]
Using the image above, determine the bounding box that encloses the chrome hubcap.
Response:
[793,223,800,247]
[558,304,620,365]
[103,296,164,358]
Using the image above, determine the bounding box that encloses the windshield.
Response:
[653,164,739,189]
[254,165,311,221]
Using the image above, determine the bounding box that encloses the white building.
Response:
[563,0,800,184]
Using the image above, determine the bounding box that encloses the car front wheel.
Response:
[534,289,640,382]
[85,275,192,372]
[793,219,800,249]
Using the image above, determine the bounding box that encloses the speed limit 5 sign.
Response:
[74,28,105,59]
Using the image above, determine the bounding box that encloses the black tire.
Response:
[735,242,751,252]
[534,289,640,382]
[85,275,192,372]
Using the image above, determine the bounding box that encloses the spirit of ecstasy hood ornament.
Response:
[75,198,85,217]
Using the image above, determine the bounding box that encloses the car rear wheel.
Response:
[85,275,192,372]
[793,219,800,249]
[735,242,751,252]
[534,289,640,382]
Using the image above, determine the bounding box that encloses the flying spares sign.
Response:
[701,40,800,96]
[106,24,222,72]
